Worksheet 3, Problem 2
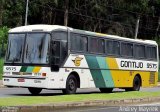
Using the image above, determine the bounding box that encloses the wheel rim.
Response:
[68,79,75,91]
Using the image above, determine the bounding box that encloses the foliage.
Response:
[0,58,4,79]
[0,0,160,41]
[0,26,9,57]
[0,26,9,44]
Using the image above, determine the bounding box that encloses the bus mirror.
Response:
[51,64,59,72]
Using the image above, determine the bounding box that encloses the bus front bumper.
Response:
[2,76,47,88]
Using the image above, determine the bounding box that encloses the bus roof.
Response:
[9,25,68,32]
[9,24,157,45]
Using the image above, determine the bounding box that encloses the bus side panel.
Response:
[139,71,158,87]
[107,58,158,88]
[63,54,158,89]
[63,54,96,88]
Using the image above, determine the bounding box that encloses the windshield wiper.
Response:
[11,58,18,64]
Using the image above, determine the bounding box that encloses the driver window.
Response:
[52,31,67,65]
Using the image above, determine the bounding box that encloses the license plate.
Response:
[18,78,25,82]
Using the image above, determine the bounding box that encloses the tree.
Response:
[0,0,5,26]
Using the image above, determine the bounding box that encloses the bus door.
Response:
[50,40,67,71]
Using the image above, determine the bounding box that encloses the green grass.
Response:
[0,58,4,80]
[0,91,160,106]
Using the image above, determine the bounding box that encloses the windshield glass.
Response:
[24,33,50,64]
[6,34,25,63]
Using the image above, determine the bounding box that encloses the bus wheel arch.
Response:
[62,71,80,94]
[125,74,142,91]
[69,71,80,88]
[135,74,142,86]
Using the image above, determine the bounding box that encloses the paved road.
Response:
[53,102,160,112]
[0,87,160,97]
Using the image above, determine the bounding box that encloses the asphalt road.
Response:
[52,102,160,112]
[0,86,160,97]
[53,102,160,112]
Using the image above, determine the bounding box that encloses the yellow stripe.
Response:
[32,67,41,73]
[106,57,158,87]
[96,33,107,37]
[106,57,119,69]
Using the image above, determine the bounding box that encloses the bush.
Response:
[0,58,4,80]
[0,26,9,57]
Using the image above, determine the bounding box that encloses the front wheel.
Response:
[28,88,42,95]
[62,75,77,94]
[125,76,141,91]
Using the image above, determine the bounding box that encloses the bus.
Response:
[3,25,159,95]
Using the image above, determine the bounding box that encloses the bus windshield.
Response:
[6,34,25,63]
[5,33,50,64]
[24,33,50,64]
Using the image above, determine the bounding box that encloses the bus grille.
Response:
[149,72,155,84]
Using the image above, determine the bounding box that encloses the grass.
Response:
[0,58,4,80]
[159,69,160,81]
[0,91,160,106]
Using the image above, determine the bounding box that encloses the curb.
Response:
[1,97,160,112]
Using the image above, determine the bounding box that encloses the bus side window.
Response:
[146,46,157,60]
[106,40,120,56]
[51,31,68,67]
[70,33,88,52]
[51,41,60,65]
[134,44,145,59]
[61,41,67,63]
[90,38,98,53]
[121,42,133,57]
[98,39,105,54]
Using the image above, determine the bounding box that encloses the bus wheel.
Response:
[28,88,42,95]
[99,88,113,93]
[62,75,77,94]
[125,76,141,91]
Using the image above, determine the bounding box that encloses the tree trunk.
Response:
[134,15,140,39]
[64,0,69,26]
[156,17,160,37]
[0,1,3,26]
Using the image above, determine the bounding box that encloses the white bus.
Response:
[3,25,159,95]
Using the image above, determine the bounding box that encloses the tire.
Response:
[28,88,42,95]
[99,88,113,93]
[62,75,77,94]
[125,76,141,91]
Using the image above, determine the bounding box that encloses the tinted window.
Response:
[89,38,105,54]
[121,43,133,57]
[71,34,88,52]
[146,46,157,60]
[106,40,120,56]
[135,44,145,58]
[6,34,25,63]
[24,33,50,64]
[52,31,68,65]
[90,38,98,53]
[52,31,67,40]
[98,39,105,53]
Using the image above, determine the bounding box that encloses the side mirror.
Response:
[51,64,59,72]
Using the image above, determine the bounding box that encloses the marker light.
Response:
[42,73,46,77]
